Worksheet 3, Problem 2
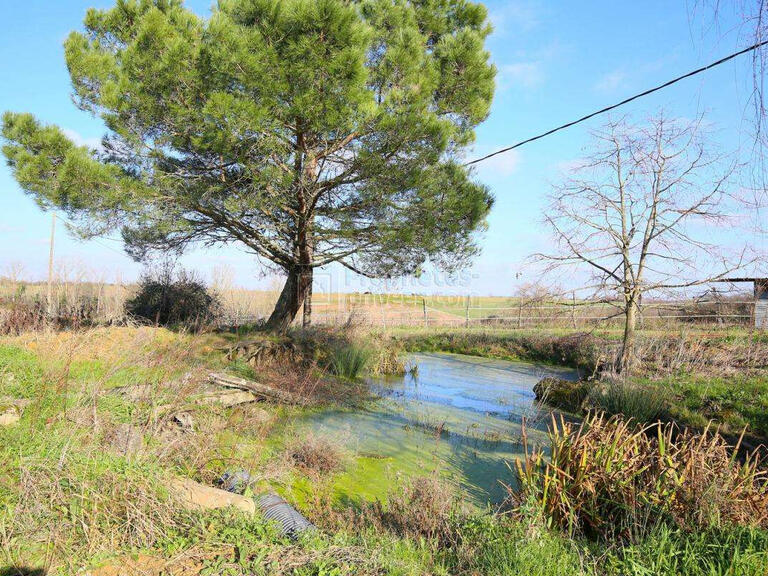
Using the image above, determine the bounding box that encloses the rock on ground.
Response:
[80,551,223,576]
[0,397,30,426]
[170,477,256,514]
[110,423,144,456]
[197,389,259,407]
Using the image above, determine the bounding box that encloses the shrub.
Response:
[513,413,768,540]
[326,342,372,379]
[0,298,46,334]
[287,433,345,475]
[369,476,462,545]
[126,265,220,331]
[0,296,105,334]
[586,378,667,424]
[533,377,591,413]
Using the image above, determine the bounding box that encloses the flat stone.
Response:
[249,407,272,424]
[0,397,28,426]
[111,423,143,456]
[0,408,20,426]
[197,390,258,407]
[170,477,255,514]
[110,384,154,401]
[80,548,230,575]
[80,554,165,576]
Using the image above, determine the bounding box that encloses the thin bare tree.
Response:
[695,0,768,201]
[538,114,752,372]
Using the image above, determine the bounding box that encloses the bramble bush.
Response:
[126,265,220,331]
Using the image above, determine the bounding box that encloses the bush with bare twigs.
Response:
[126,265,221,331]
[287,433,346,476]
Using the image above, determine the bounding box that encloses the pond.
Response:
[292,352,576,507]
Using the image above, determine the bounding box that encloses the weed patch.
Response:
[585,377,668,424]
[514,413,768,540]
[287,433,347,476]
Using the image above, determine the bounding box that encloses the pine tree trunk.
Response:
[264,266,313,332]
[618,299,639,373]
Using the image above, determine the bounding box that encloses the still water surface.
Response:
[297,352,575,506]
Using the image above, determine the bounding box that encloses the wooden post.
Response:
[47,213,56,317]
[465,295,470,328]
[422,298,427,327]
[571,291,577,329]
[517,299,523,329]
[302,277,313,327]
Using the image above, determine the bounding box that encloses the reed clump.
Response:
[326,341,373,379]
[585,377,668,424]
[514,413,768,540]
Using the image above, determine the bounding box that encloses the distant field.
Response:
[0,278,756,332]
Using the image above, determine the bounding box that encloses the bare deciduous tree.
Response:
[696,0,768,199]
[539,114,752,372]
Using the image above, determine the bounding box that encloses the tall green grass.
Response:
[604,524,768,576]
[327,342,373,379]
[587,379,668,424]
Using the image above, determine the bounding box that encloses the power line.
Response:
[465,39,768,167]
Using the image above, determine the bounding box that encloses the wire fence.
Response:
[246,294,763,331]
[1,276,761,332]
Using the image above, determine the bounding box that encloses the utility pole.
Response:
[47,213,56,317]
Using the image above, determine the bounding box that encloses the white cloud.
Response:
[499,61,544,90]
[489,2,541,36]
[62,128,102,151]
[555,158,586,174]
[468,147,521,179]
[594,70,626,94]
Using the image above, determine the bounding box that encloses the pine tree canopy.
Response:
[2,0,496,329]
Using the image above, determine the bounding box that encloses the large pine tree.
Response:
[2,0,496,330]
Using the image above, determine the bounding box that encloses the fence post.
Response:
[380,295,386,329]
[465,295,470,328]
[517,299,523,329]
[422,298,427,328]
[571,291,577,329]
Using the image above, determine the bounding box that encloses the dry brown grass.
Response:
[513,413,768,541]
[371,475,462,544]
[14,458,183,561]
[310,474,463,548]
[286,432,347,476]
[0,326,277,571]
[629,330,768,375]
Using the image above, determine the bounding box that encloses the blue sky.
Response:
[0,1,761,295]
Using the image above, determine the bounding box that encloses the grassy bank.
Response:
[1,326,767,574]
[395,329,604,374]
[397,327,768,444]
